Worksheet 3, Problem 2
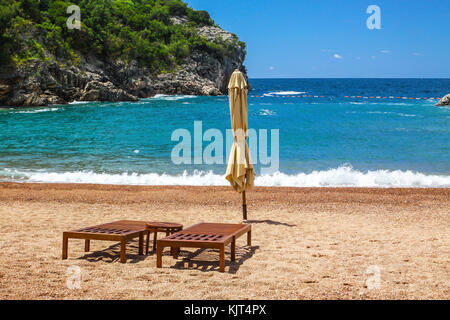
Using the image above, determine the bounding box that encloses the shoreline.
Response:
[1,182,449,201]
[1,183,449,208]
[2,181,450,189]
[1,167,449,188]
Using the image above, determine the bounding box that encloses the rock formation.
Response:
[435,94,450,106]
[0,22,247,107]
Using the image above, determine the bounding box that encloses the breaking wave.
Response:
[1,166,449,188]
[264,91,306,96]
[11,107,59,114]
[69,101,91,105]
[150,94,197,101]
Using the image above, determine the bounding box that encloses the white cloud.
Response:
[333,53,343,59]
[269,66,275,70]
[413,52,424,56]
[380,50,390,54]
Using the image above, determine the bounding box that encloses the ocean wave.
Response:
[13,107,59,114]
[347,111,417,117]
[347,102,414,106]
[0,169,226,186]
[1,166,449,188]
[366,111,416,117]
[255,166,450,187]
[151,94,197,101]
[69,101,91,105]
[258,109,276,116]
[263,91,306,96]
[366,111,394,114]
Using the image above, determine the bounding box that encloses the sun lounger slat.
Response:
[156,223,252,272]
[63,220,149,263]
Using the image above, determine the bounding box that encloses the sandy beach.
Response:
[0,183,448,299]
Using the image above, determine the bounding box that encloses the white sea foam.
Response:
[2,166,449,188]
[259,109,276,116]
[367,111,416,117]
[69,101,90,105]
[347,102,413,106]
[13,108,59,114]
[366,111,395,115]
[151,94,197,101]
[255,167,450,187]
[348,111,417,117]
[264,91,306,96]
[2,169,226,186]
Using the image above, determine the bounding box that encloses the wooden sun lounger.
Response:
[62,220,148,263]
[156,223,252,272]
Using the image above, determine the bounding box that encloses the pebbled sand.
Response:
[0,183,448,300]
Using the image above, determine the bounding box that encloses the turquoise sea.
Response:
[1,78,449,187]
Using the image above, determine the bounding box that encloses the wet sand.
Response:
[0,183,448,299]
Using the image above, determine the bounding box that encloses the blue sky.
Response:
[185,0,450,78]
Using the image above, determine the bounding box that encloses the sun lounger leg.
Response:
[219,245,225,272]
[153,231,158,252]
[138,232,144,255]
[171,246,179,259]
[120,239,126,263]
[62,234,68,259]
[156,243,163,268]
[145,231,150,255]
[84,239,90,252]
[231,237,236,262]
[247,230,251,246]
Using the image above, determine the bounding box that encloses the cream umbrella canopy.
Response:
[225,70,255,220]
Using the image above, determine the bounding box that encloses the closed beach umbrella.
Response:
[225,70,255,220]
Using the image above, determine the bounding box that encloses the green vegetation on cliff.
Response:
[0,0,245,72]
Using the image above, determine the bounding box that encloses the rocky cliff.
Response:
[0,21,247,107]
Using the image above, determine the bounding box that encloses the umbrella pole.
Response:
[242,190,247,220]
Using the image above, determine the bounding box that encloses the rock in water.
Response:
[435,94,450,106]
